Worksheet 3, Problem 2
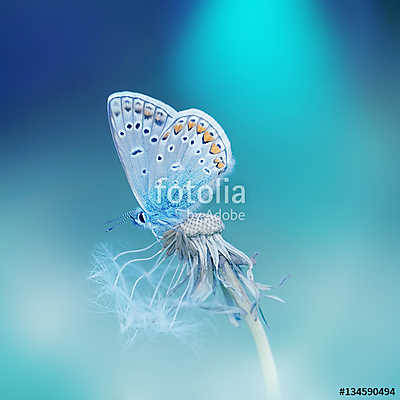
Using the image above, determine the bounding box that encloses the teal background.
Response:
[1,1,399,399]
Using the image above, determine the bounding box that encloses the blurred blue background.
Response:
[1,0,399,399]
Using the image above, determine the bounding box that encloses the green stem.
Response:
[223,263,281,399]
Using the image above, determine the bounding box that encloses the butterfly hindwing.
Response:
[145,109,233,211]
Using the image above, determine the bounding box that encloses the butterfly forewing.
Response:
[108,92,178,210]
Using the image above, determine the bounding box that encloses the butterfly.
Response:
[107,92,234,237]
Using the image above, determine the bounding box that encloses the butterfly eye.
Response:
[138,212,146,224]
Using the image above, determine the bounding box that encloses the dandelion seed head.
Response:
[161,213,286,325]
[178,213,224,237]
[90,213,285,341]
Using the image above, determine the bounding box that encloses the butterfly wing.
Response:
[108,92,234,232]
[142,108,234,229]
[107,91,178,210]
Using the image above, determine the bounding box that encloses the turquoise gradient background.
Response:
[2,1,399,399]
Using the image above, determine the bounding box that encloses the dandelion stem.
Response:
[223,262,280,400]
[244,314,280,399]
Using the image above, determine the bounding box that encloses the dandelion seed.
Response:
[90,244,198,339]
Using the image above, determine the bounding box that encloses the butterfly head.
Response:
[131,206,185,238]
[131,207,150,228]
[105,207,159,233]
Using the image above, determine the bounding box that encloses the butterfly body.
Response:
[107,92,234,236]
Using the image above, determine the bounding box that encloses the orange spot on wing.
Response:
[162,131,170,139]
[197,124,206,133]
[203,131,214,143]
[188,121,195,130]
[174,124,183,134]
[210,143,221,154]
[216,161,225,169]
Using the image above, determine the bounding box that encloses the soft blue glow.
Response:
[1,0,399,399]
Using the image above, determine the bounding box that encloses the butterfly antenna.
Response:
[104,210,136,232]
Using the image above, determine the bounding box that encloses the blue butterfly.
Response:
[107,92,234,237]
